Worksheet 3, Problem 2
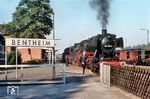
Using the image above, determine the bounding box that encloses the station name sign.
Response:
[6,38,54,47]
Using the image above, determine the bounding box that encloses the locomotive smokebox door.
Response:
[101,34,117,53]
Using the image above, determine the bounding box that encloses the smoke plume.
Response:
[89,0,111,29]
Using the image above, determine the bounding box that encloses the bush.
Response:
[7,51,22,65]
[23,59,42,64]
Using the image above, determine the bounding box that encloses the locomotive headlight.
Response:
[104,45,113,47]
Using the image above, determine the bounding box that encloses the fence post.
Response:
[100,62,110,86]
[21,66,23,82]
[62,64,66,84]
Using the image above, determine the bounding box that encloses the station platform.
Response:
[0,64,140,99]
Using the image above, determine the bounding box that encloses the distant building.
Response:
[18,48,45,62]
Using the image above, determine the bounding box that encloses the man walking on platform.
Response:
[80,51,88,74]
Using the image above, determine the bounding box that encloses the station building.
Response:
[0,24,47,64]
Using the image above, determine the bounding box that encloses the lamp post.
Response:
[140,28,149,45]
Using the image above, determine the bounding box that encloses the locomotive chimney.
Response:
[102,29,107,35]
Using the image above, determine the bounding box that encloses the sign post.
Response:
[16,47,18,79]
[5,38,55,80]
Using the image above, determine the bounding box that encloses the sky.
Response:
[0,0,150,53]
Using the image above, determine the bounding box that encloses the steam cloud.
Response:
[89,0,111,29]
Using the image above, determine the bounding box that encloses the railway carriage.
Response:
[118,48,150,65]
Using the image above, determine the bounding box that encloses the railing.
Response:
[0,64,66,85]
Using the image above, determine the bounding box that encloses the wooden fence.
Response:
[111,66,150,99]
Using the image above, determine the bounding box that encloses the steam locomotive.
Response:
[62,29,123,72]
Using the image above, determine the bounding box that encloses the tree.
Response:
[5,0,53,39]
[127,43,150,49]
[5,0,53,61]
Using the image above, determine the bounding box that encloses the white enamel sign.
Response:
[6,38,54,47]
